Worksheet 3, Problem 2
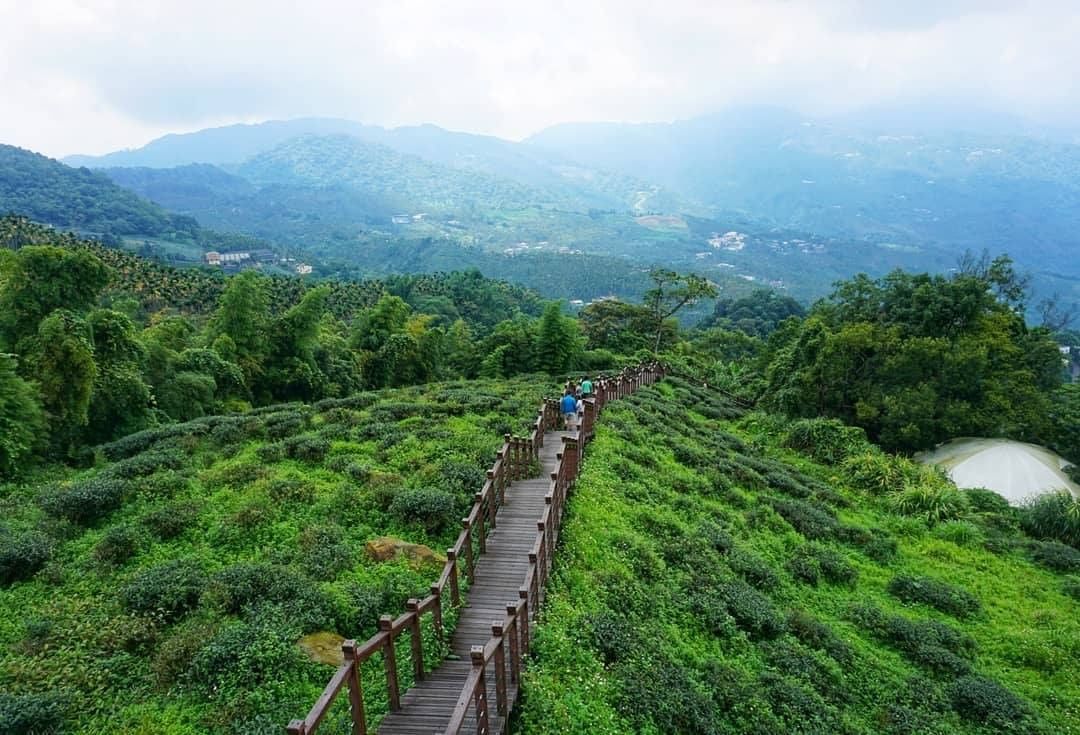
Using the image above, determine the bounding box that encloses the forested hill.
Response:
[0,145,198,238]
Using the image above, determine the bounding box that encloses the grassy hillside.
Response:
[519,377,1080,734]
[0,376,559,734]
[0,145,197,238]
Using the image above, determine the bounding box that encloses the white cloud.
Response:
[0,0,1077,157]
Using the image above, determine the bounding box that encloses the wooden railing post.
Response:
[505,602,521,684]
[518,588,531,651]
[286,721,307,734]
[462,518,475,582]
[431,583,445,642]
[471,647,489,734]
[380,616,401,712]
[447,549,461,606]
[405,600,424,682]
[342,639,369,735]
[492,621,508,716]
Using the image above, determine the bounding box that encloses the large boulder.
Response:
[364,536,445,567]
[298,631,345,666]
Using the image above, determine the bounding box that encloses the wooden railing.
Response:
[287,363,665,735]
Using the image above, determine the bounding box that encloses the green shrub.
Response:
[93,524,145,566]
[727,549,779,590]
[0,531,51,586]
[184,610,305,703]
[120,559,206,623]
[720,579,785,639]
[345,584,389,637]
[107,448,186,478]
[863,532,899,564]
[99,423,206,460]
[135,470,191,499]
[965,487,1014,516]
[282,434,330,463]
[891,483,968,525]
[255,442,285,463]
[299,525,353,580]
[1021,491,1080,548]
[789,544,857,586]
[38,476,128,525]
[770,497,840,540]
[698,521,735,554]
[587,611,639,664]
[949,676,1034,731]
[204,562,333,631]
[760,671,841,732]
[841,450,909,495]
[0,691,67,734]
[152,620,218,687]
[1063,576,1080,601]
[267,478,315,504]
[783,418,869,464]
[887,575,982,618]
[614,656,717,735]
[388,487,458,533]
[1029,540,1080,573]
[932,520,985,548]
[786,610,851,663]
[141,501,199,540]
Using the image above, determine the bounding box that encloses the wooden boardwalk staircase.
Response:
[287,364,664,735]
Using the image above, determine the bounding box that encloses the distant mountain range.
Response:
[3,107,1076,314]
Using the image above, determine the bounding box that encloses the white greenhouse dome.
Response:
[917,438,1079,506]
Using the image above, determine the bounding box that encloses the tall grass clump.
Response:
[1020,490,1080,548]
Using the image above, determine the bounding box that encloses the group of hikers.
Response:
[560,375,595,432]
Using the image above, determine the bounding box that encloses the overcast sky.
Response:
[2,0,1078,157]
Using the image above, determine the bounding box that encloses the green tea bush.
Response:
[184,609,305,704]
[587,610,639,664]
[719,579,785,639]
[1020,491,1080,548]
[267,478,315,504]
[614,657,717,735]
[783,418,869,465]
[100,423,206,460]
[299,525,353,580]
[949,675,1034,731]
[205,562,333,631]
[93,524,145,566]
[282,434,330,463]
[891,483,969,525]
[698,521,735,555]
[0,531,51,585]
[141,500,199,539]
[770,497,840,540]
[345,583,389,637]
[431,459,486,496]
[152,620,218,687]
[38,476,128,525]
[209,421,246,445]
[255,442,285,463]
[0,691,67,734]
[120,558,206,623]
[1029,540,1080,573]
[789,544,857,586]
[727,549,780,590]
[136,470,192,499]
[965,487,1013,516]
[108,448,186,478]
[786,610,851,663]
[264,409,310,439]
[388,487,458,533]
[759,671,841,732]
[863,532,899,564]
[1063,576,1080,601]
[887,575,982,618]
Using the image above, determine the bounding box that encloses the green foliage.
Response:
[388,487,459,533]
[92,524,146,566]
[949,676,1035,731]
[0,691,67,735]
[120,558,207,623]
[701,289,805,337]
[891,482,969,525]
[0,354,44,478]
[38,476,128,525]
[1029,540,1080,572]
[782,417,869,464]
[1020,490,1080,548]
[763,268,1062,452]
[0,531,51,586]
[887,575,982,618]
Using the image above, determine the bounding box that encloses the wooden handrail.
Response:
[288,362,666,735]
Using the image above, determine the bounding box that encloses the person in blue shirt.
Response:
[560,390,578,431]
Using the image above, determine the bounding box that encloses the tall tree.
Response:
[209,270,270,392]
[30,311,97,456]
[0,353,44,478]
[643,269,717,353]
[0,246,109,351]
[536,302,583,374]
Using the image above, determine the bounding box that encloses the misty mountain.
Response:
[0,144,197,237]
[63,118,370,169]
[526,107,1080,279]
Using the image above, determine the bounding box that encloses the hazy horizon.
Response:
[3,0,1079,158]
